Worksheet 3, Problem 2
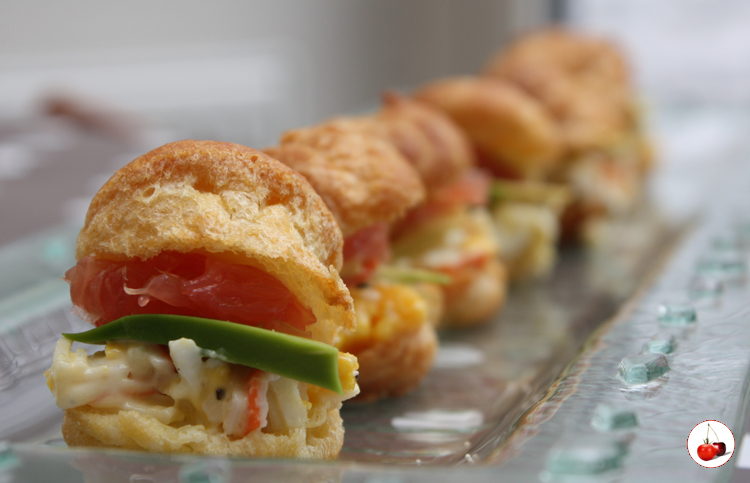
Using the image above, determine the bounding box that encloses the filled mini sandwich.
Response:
[266,123,444,401]
[276,94,508,327]
[482,28,653,242]
[45,140,360,459]
[412,79,570,281]
[373,93,508,326]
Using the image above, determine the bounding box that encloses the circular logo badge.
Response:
[688,420,735,468]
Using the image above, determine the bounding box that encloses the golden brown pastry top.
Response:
[483,28,634,153]
[266,123,425,237]
[76,140,355,342]
[414,76,562,180]
[374,92,476,192]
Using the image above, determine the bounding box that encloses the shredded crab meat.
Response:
[45,337,351,438]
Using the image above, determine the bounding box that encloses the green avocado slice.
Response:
[63,314,343,395]
[375,265,452,285]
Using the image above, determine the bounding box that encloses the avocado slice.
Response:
[64,314,343,395]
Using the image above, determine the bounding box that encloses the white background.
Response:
[687,420,735,468]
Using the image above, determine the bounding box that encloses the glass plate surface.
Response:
[0,106,749,482]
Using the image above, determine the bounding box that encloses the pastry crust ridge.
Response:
[266,124,425,237]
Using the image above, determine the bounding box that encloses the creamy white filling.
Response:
[45,337,317,437]
[394,208,499,269]
[568,153,638,214]
[494,203,557,258]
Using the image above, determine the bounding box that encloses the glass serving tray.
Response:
[1,106,749,482]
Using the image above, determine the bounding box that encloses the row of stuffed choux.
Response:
[413,28,653,278]
[45,27,652,461]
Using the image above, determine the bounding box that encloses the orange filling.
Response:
[392,169,491,239]
[65,251,316,336]
[341,223,391,286]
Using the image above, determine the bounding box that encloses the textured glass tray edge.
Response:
[0,442,540,483]
[486,158,750,483]
[459,220,692,468]
[0,224,78,333]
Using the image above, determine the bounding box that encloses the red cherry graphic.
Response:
[696,423,725,461]
[698,443,718,461]
[713,442,727,456]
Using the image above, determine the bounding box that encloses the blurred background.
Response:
[0,1,555,141]
[0,0,556,245]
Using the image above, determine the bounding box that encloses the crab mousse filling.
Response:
[46,337,360,438]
